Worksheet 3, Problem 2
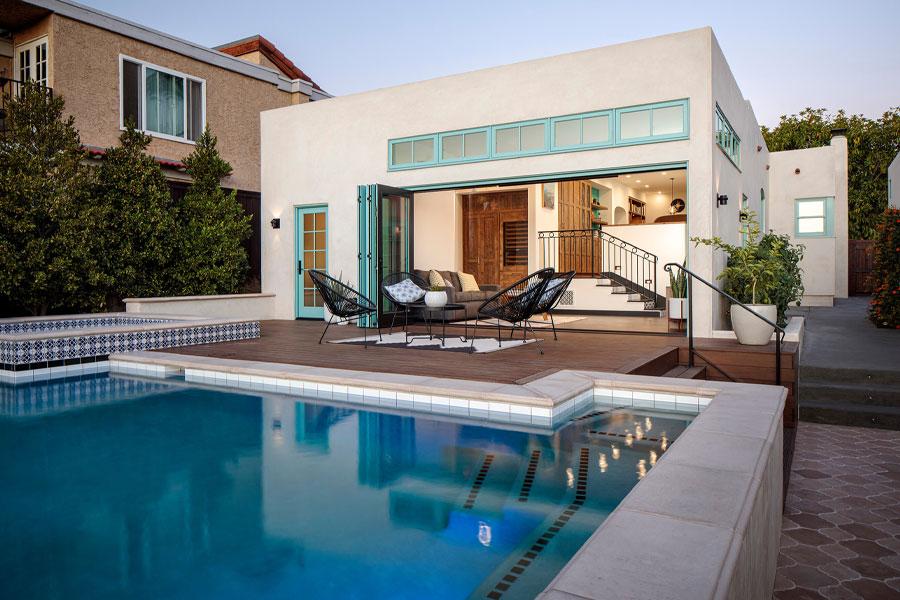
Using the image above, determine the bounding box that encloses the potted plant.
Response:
[692,212,801,345]
[668,262,687,320]
[424,284,448,308]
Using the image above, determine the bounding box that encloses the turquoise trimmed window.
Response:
[439,128,489,163]
[614,100,688,145]
[387,99,689,170]
[389,134,437,168]
[794,197,834,238]
[715,106,740,168]
[550,110,613,150]
[493,119,548,156]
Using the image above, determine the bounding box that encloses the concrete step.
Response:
[802,365,900,387]
[801,381,900,408]
[800,403,900,430]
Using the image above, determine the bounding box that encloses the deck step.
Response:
[661,365,707,380]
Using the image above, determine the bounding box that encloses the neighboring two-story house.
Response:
[1,0,329,285]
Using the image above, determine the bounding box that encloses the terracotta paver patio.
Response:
[774,422,900,599]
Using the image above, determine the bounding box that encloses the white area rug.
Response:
[460,316,585,328]
[330,331,538,354]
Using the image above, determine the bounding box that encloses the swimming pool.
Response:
[0,374,690,599]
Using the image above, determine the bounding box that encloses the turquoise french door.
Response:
[295,205,328,319]
[357,184,414,327]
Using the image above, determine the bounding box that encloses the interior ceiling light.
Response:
[635,179,641,183]
[645,184,649,188]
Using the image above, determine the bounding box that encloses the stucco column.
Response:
[830,130,849,299]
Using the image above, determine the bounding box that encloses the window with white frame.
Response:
[795,197,834,237]
[15,37,49,86]
[120,56,205,142]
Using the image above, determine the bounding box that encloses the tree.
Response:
[761,107,900,240]
[0,82,106,315]
[868,208,900,328]
[92,123,177,304]
[171,126,251,295]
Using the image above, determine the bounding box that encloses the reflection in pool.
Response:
[0,375,691,599]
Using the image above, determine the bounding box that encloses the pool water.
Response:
[0,375,691,599]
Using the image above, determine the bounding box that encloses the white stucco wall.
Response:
[709,36,771,328]
[260,27,782,338]
[768,135,849,305]
[889,151,900,209]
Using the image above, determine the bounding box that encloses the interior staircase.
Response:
[595,272,665,315]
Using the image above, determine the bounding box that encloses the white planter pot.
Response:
[730,304,777,346]
[668,298,686,320]
[424,291,448,308]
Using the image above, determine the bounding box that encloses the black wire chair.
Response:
[470,268,555,355]
[515,270,576,341]
[379,271,428,343]
[309,269,380,348]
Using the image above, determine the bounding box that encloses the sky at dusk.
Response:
[79,0,899,127]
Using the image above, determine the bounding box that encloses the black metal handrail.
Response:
[538,228,659,305]
[664,262,786,385]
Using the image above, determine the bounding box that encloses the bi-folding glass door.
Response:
[357,185,414,327]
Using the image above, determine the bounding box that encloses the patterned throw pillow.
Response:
[385,278,426,303]
[428,270,446,289]
[457,271,480,292]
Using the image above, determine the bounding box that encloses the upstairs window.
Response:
[120,56,205,143]
[15,37,49,86]
[715,106,741,167]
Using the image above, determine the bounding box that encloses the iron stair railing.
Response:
[664,262,786,386]
[538,228,661,308]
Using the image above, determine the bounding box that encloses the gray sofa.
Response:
[413,269,501,320]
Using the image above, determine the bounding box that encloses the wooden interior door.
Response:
[463,191,528,287]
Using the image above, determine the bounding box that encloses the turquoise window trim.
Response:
[549,109,614,151]
[437,126,490,164]
[715,105,741,169]
[794,196,834,238]
[388,133,438,170]
[491,118,550,157]
[386,98,689,171]
[614,99,689,146]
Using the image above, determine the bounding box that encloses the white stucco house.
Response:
[257,27,849,337]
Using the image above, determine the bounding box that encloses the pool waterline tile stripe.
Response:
[488,447,591,599]
[517,450,542,503]
[588,429,664,443]
[463,454,495,510]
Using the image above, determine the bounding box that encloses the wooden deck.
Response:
[167,320,682,384]
[166,320,796,387]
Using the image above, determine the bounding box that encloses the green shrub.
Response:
[171,126,251,296]
[692,212,804,326]
[0,82,107,315]
[868,208,900,328]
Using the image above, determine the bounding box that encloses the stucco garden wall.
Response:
[768,137,849,305]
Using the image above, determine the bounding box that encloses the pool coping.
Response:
[108,350,785,599]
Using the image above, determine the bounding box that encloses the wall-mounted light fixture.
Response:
[270,218,281,229]
[717,194,728,207]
